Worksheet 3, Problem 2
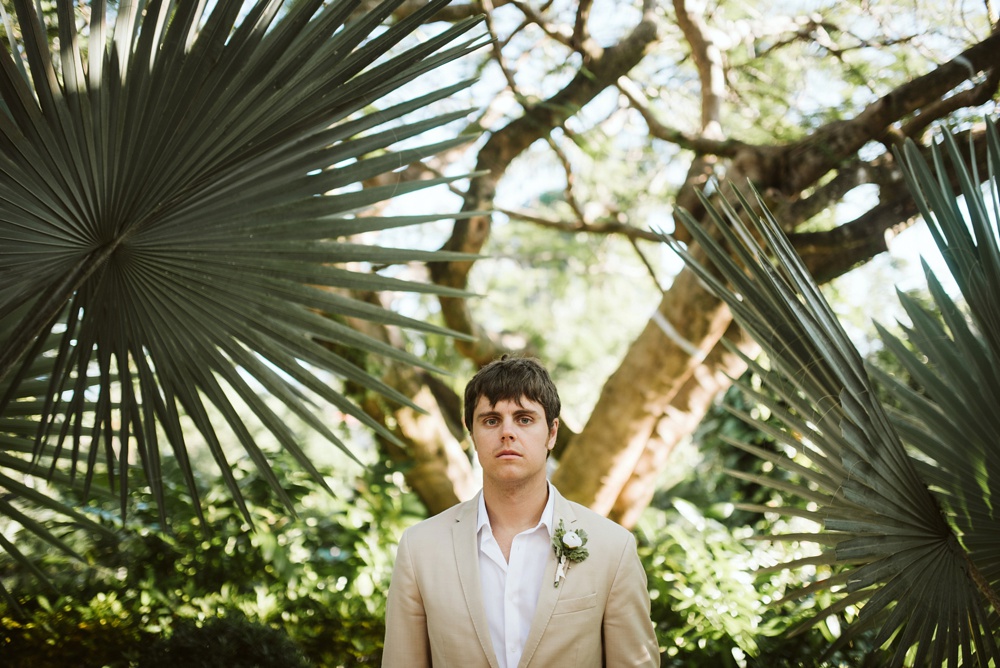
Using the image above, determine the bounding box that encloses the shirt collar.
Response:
[477,482,556,538]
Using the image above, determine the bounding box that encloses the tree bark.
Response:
[608,322,756,527]
[551,264,734,514]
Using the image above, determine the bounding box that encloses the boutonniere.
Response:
[552,519,588,588]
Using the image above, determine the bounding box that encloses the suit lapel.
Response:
[517,489,578,668]
[454,493,501,668]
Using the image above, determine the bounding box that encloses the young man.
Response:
[382,356,659,667]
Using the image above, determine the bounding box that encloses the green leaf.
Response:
[0,0,486,591]
[663,118,1000,664]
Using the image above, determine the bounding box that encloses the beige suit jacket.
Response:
[382,487,659,667]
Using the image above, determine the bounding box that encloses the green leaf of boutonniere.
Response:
[552,519,589,587]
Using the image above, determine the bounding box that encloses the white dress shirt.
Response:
[476,484,555,668]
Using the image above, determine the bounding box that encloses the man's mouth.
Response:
[497,449,521,458]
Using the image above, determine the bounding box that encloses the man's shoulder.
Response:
[400,497,474,541]
[559,494,635,544]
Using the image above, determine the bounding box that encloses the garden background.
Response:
[1,0,999,665]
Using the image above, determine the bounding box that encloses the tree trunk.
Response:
[608,323,757,528]
[551,265,734,514]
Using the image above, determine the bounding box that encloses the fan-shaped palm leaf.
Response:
[665,120,1000,665]
[0,0,487,580]
[0,326,118,608]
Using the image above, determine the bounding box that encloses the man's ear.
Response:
[547,418,559,450]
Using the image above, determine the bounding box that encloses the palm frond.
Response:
[0,0,486,537]
[664,119,1000,664]
[0,332,117,602]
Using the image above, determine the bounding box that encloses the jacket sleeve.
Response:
[382,530,431,668]
[602,533,660,667]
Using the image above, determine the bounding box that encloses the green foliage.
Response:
[664,384,788,529]
[665,119,1000,664]
[0,447,414,666]
[639,381,882,667]
[137,613,308,668]
[0,0,485,590]
[641,501,878,668]
[0,592,143,668]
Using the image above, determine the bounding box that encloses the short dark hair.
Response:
[463,356,561,432]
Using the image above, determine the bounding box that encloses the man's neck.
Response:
[482,477,550,534]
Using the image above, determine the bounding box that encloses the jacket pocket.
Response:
[552,592,597,615]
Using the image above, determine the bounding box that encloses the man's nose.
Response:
[500,418,516,439]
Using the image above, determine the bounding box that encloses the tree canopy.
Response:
[346,0,1000,527]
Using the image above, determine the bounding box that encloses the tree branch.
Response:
[616,75,743,156]
[775,30,1000,194]
[791,125,993,283]
[672,0,725,136]
[508,0,576,50]
[429,2,662,361]
[358,0,513,24]
[901,64,1000,138]
[772,156,897,229]
[499,207,662,242]
[573,0,594,50]
[545,135,588,223]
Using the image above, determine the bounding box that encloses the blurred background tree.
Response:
[340,0,1000,530]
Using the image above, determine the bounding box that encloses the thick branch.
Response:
[775,30,1000,194]
[621,30,1000,219]
[552,32,1000,514]
[429,3,661,359]
[774,156,897,229]
[792,126,993,283]
[792,201,908,284]
[901,65,1000,138]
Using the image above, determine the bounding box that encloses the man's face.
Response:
[470,395,558,488]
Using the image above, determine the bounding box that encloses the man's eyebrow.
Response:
[474,406,541,419]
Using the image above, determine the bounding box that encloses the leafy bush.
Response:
[639,501,879,668]
[0,592,144,668]
[0,447,415,666]
[638,382,881,667]
[136,613,308,668]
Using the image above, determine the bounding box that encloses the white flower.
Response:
[552,519,589,587]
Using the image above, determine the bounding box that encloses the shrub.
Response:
[136,613,308,668]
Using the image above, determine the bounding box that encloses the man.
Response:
[382,356,659,667]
